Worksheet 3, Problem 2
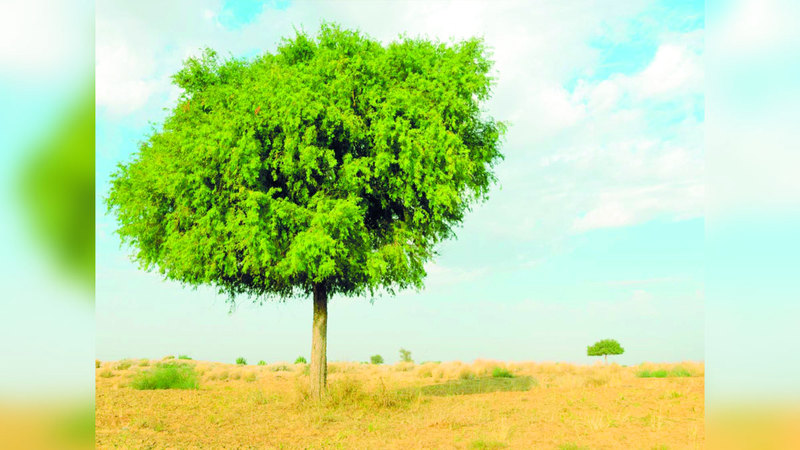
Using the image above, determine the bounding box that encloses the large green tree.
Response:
[107,24,505,398]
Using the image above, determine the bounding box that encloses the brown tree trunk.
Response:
[604,354,607,364]
[310,284,327,400]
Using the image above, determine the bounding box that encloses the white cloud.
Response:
[96,0,704,238]
[634,44,703,98]
[423,263,489,288]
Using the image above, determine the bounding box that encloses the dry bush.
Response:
[267,363,291,372]
[472,359,506,377]
[391,362,415,372]
[458,367,476,380]
[584,375,610,388]
[328,362,362,374]
[114,359,134,371]
[292,377,419,410]
[415,363,437,378]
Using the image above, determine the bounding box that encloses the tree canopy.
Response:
[587,339,625,357]
[107,23,505,302]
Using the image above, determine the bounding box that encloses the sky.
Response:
[94,0,706,366]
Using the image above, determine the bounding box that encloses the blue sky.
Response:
[95,0,705,365]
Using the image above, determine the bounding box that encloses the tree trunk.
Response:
[604,354,607,364]
[310,284,328,400]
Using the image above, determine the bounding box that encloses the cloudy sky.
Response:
[95,0,705,365]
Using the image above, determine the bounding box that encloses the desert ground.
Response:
[95,359,703,449]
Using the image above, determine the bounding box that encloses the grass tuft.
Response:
[294,377,418,410]
[470,439,507,449]
[491,367,514,378]
[129,362,198,390]
[416,376,536,396]
[558,444,588,450]
[637,367,694,378]
[113,359,133,370]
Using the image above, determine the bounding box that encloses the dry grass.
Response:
[96,359,704,448]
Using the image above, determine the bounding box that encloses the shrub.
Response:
[370,354,384,365]
[392,362,415,372]
[399,348,413,363]
[270,364,290,372]
[491,367,514,378]
[471,439,508,449]
[417,376,537,396]
[293,377,417,409]
[95,360,100,369]
[670,366,692,377]
[257,360,266,365]
[458,368,476,380]
[138,359,150,367]
[294,356,307,364]
[99,369,115,378]
[637,369,668,378]
[236,357,247,365]
[558,444,588,450]
[178,355,192,360]
[129,362,198,390]
[114,359,133,370]
[584,376,609,387]
[163,355,175,360]
[637,366,694,378]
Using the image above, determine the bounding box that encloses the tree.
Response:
[399,348,413,363]
[370,354,384,365]
[587,339,624,363]
[106,24,505,399]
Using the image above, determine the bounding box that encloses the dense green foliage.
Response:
[587,339,624,357]
[106,23,504,302]
[236,356,247,365]
[370,354,384,364]
[398,348,413,363]
[129,362,199,390]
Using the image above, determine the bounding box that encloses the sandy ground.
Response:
[96,359,704,449]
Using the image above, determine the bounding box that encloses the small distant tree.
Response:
[399,348,413,363]
[236,356,247,365]
[294,356,307,364]
[370,354,384,365]
[587,339,624,363]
